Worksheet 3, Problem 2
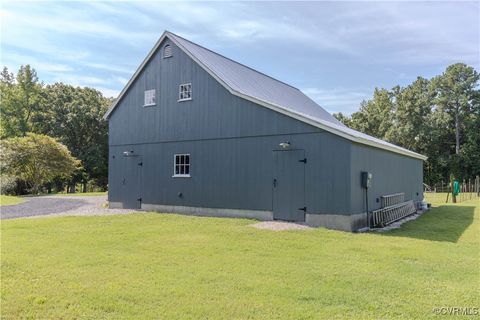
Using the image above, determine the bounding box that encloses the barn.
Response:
[104,31,426,232]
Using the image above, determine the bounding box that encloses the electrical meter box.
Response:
[361,172,372,188]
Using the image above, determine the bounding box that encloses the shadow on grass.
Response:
[378,204,476,243]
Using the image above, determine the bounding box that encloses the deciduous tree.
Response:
[334,64,479,185]
[0,65,43,137]
[433,63,479,155]
[0,133,82,194]
[348,88,394,138]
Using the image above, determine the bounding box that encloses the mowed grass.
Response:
[1,199,479,319]
[0,195,24,206]
[424,192,478,204]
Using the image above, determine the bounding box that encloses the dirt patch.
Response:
[250,221,312,231]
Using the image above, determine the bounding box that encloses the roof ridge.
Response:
[166,31,300,91]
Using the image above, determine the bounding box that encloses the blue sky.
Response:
[1,1,479,114]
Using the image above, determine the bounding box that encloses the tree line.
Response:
[334,63,479,186]
[1,65,111,194]
[1,63,478,194]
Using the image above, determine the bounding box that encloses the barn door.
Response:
[272,149,306,221]
[121,155,143,209]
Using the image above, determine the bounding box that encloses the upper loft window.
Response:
[178,83,192,101]
[163,44,172,58]
[144,89,155,106]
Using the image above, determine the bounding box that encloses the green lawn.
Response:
[1,198,478,319]
[0,195,24,206]
[424,192,479,204]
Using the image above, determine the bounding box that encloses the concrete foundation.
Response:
[305,212,367,232]
[109,201,123,209]
[109,201,369,232]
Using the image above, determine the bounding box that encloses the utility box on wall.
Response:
[361,172,373,189]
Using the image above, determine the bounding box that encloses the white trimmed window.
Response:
[144,89,155,106]
[173,154,190,177]
[178,83,192,101]
[163,44,172,58]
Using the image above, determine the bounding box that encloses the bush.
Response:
[0,174,17,195]
[0,133,82,194]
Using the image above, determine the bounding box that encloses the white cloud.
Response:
[81,62,134,74]
[96,87,120,98]
[2,53,75,73]
[1,6,152,44]
[221,21,263,40]
[302,87,372,115]
[113,76,129,85]
[1,0,478,111]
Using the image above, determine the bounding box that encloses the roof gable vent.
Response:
[163,44,172,58]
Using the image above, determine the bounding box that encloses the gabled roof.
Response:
[104,31,427,161]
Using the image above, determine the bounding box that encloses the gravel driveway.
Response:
[1,195,135,219]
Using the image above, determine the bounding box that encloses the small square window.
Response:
[173,154,191,177]
[144,89,155,106]
[178,83,192,101]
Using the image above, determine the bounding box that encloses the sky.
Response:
[1,1,479,115]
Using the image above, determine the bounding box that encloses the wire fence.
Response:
[424,176,480,204]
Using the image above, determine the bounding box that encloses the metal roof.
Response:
[167,32,345,128]
[104,31,427,161]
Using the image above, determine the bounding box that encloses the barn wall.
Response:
[107,35,424,231]
[108,38,317,146]
[349,143,424,219]
[108,36,354,215]
[108,131,351,215]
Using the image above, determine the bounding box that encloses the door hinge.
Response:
[299,158,307,163]
[298,207,307,212]
[137,197,142,202]
[138,162,143,166]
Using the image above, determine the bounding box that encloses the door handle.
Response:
[273,179,277,188]
[122,178,126,185]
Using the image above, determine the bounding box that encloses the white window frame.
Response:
[144,89,156,107]
[178,83,192,102]
[173,154,191,178]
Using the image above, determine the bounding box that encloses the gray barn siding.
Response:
[108,35,424,228]
[108,39,318,147]
[349,143,424,215]
[108,37,355,215]
[109,131,351,215]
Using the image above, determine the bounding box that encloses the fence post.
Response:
[469,179,472,200]
[477,176,480,196]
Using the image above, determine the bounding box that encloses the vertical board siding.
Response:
[108,39,318,147]
[108,37,423,219]
[349,143,423,214]
[108,132,351,215]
